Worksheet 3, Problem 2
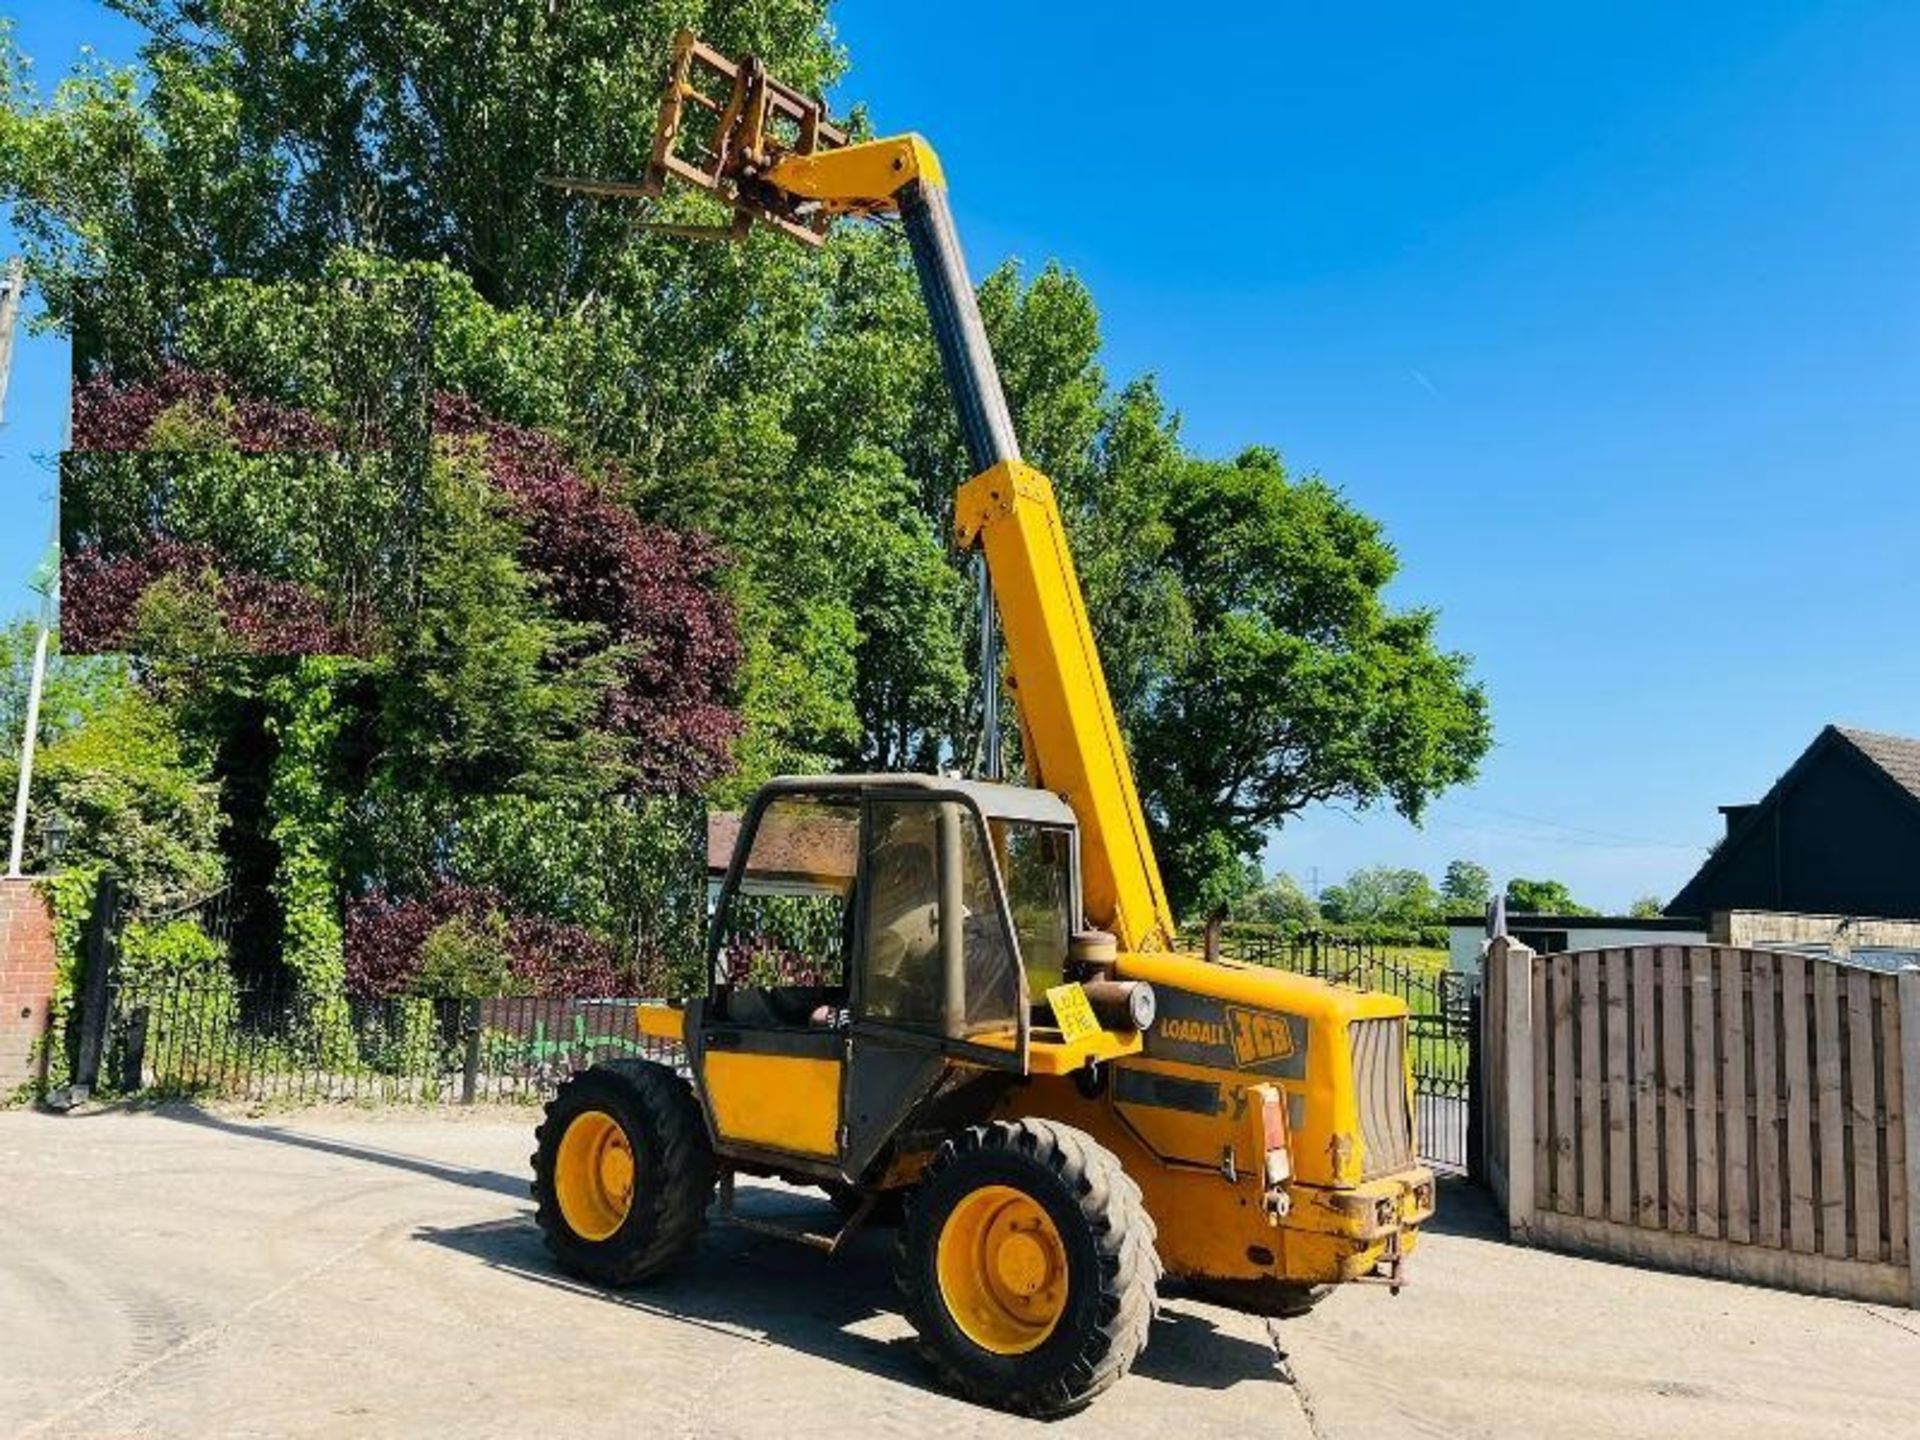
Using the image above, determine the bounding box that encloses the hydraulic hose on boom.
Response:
[551,31,1181,950]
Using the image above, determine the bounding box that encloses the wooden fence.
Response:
[1481,937,1920,1306]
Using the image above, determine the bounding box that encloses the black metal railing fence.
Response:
[103,970,679,1105]
[59,874,682,1106]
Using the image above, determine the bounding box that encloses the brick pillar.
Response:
[0,878,59,1094]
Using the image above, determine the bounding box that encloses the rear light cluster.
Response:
[1251,1084,1292,1222]
[1261,1089,1292,1187]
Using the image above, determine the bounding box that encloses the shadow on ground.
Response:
[146,1101,531,1198]
[417,1185,1288,1407]
[1424,1175,1505,1240]
[129,1100,1473,1406]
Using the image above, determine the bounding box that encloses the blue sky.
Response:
[5,2,1918,910]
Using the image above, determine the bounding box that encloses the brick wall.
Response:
[0,878,59,1094]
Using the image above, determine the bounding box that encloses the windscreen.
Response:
[991,821,1074,997]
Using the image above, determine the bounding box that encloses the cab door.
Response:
[697,788,859,1170]
[841,792,1028,1177]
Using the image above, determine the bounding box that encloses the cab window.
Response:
[861,800,943,1030]
[714,795,858,1024]
[992,821,1074,997]
[956,809,1021,1037]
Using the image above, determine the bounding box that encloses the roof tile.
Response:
[1836,727,1920,803]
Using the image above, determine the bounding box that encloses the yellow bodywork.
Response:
[765,134,944,211]
[635,1003,683,1044]
[1000,951,1434,1287]
[701,1050,842,1158]
[973,1022,1141,1074]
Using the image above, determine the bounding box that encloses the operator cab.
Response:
[694,774,1082,1179]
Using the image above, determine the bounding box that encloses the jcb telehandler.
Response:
[531,32,1435,1417]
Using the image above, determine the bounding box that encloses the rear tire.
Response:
[531,1059,714,1285]
[896,1119,1157,1417]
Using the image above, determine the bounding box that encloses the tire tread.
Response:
[895,1118,1157,1416]
[530,1059,713,1285]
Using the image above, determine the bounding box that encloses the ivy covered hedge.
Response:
[32,348,735,1007]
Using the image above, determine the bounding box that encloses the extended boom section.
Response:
[953,462,1177,952]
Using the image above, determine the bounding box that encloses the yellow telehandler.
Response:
[531,32,1435,1417]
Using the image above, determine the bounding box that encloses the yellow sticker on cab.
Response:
[1045,982,1101,1043]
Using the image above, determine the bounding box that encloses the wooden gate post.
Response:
[1899,966,1920,1309]
[1490,935,1538,1242]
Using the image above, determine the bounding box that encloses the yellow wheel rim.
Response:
[935,1184,1070,1355]
[554,1109,635,1242]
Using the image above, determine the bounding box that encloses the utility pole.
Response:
[0,256,22,425]
[3,256,46,878]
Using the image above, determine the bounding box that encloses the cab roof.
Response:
[762,772,1079,828]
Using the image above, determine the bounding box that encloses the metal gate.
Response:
[1217,926,1478,1174]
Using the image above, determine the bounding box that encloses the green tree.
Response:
[1506,877,1593,916]
[1319,866,1441,926]
[1120,445,1490,914]
[1,618,126,760]
[1628,894,1664,918]
[1235,871,1320,928]
[1441,858,1493,912]
[376,445,611,798]
[0,4,840,326]
[20,677,223,910]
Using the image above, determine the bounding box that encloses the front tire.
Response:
[531,1059,714,1285]
[896,1119,1157,1417]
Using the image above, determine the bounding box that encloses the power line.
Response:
[1425,817,1705,853]
[1441,798,1701,851]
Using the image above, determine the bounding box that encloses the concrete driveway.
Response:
[2,1106,1916,1439]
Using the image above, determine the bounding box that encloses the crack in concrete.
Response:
[1267,1318,1331,1440]
[1855,1303,1920,1340]
[17,1219,393,1438]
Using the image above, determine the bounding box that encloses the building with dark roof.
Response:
[1666,726,1920,921]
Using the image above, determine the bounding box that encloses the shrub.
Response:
[412,913,514,998]
[71,366,337,453]
[62,540,349,655]
[433,394,742,792]
[344,884,630,998]
[118,916,224,986]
